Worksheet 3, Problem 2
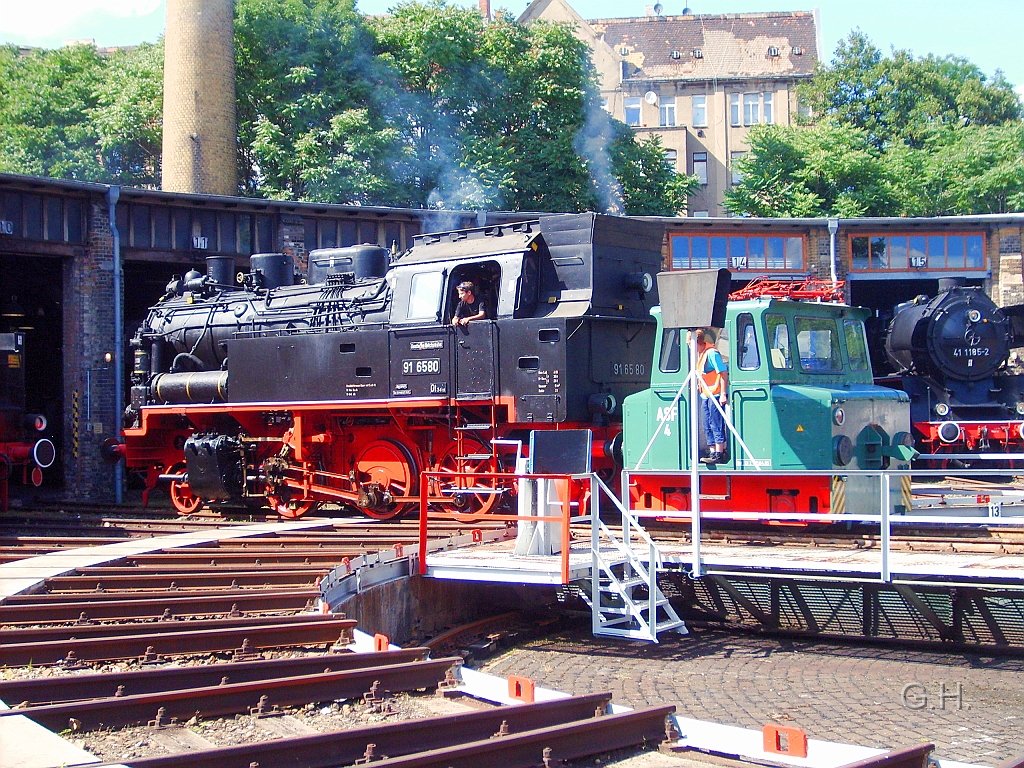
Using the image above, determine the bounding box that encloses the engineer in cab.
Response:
[451,281,487,327]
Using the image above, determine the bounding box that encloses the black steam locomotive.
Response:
[882,278,1024,464]
[119,213,663,517]
[1,332,56,511]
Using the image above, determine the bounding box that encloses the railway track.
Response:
[0,508,678,768]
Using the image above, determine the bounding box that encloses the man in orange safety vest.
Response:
[696,329,728,464]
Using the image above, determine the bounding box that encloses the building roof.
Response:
[589,11,820,83]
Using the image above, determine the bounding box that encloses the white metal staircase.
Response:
[585,475,687,642]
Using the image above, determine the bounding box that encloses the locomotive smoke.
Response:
[575,97,625,215]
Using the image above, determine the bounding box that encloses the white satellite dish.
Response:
[644,91,658,105]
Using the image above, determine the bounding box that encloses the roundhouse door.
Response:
[455,322,495,398]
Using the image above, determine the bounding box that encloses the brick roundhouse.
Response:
[1,171,1022,503]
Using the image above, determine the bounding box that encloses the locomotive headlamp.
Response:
[934,402,950,417]
[1015,402,1024,416]
[832,408,845,426]
[938,421,962,444]
[966,309,982,323]
[832,435,853,466]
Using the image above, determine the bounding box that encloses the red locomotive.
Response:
[1,332,56,512]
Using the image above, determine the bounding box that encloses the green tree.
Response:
[0,43,106,180]
[93,42,164,186]
[800,30,1021,149]
[726,31,1023,217]
[370,2,694,213]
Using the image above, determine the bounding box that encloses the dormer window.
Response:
[692,49,703,59]
[767,46,780,57]
[793,46,804,55]
[670,50,681,59]
[620,46,629,55]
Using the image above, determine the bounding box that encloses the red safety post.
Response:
[763,724,808,758]
[472,529,483,543]
[418,477,429,575]
[374,633,390,652]
[393,543,404,558]
[508,675,535,703]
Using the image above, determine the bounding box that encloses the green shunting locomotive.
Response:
[622,279,917,520]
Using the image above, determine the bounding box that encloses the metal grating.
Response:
[662,573,1024,651]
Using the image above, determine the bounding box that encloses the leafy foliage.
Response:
[0,0,694,214]
[726,31,1023,217]
[0,43,107,180]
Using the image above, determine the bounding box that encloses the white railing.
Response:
[623,467,1024,585]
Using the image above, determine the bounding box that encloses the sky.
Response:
[1,0,1022,96]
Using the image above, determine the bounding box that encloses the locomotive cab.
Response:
[623,290,914,517]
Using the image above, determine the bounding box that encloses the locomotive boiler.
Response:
[1,332,56,512]
[882,278,1024,464]
[120,213,664,517]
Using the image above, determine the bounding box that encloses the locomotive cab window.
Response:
[795,316,842,373]
[766,314,792,370]
[660,327,682,373]
[408,271,444,321]
[447,262,501,322]
[844,319,870,372]
[737,313,760,370]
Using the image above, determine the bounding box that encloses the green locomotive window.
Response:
[408,271,444,320]
[660,328,681,373]
[844,320,870,371]
[737,314,760,370]
[795,316,842,373]
[766,314,792,369]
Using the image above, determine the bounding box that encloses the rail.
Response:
[624,466,1024,585]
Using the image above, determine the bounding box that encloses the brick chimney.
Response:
[161,0,237,196]
[479,0,491,21]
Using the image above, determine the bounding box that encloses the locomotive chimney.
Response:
[161,0,237,196]
[938,277,967,292]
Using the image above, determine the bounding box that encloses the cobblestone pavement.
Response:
[480,625,1024,765]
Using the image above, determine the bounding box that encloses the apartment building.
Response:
[519,0,821,215]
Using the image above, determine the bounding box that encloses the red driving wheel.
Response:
[168,462,202,516]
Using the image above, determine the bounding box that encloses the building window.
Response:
[729,93,741,126]
[763,92,774,124]
[218,212,236,255]
[730,152,746,185]
[692,152,708,185]
[670,233,805,271]
[849,233,985,272]
[659,96,676,127]
[664,149,678,166]
[153,207,171,249]
[692,211,710,217]
[624,97,642,126]
[320,219,338,249]
[743,93,760,126]
[45,197,63,241]
[173,209,191,250]
[131,204,151,248]
[692,94,707,127]
[600,97,611,114]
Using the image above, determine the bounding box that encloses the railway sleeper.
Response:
[0,648,429,706]
[80,692,628,768]
[6,657,462,732]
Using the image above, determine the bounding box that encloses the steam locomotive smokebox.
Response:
[206,255,235,287]
[308,245,389,285]
[250,253,295,290]
[657,269,731,329]
[184,434,244,500]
